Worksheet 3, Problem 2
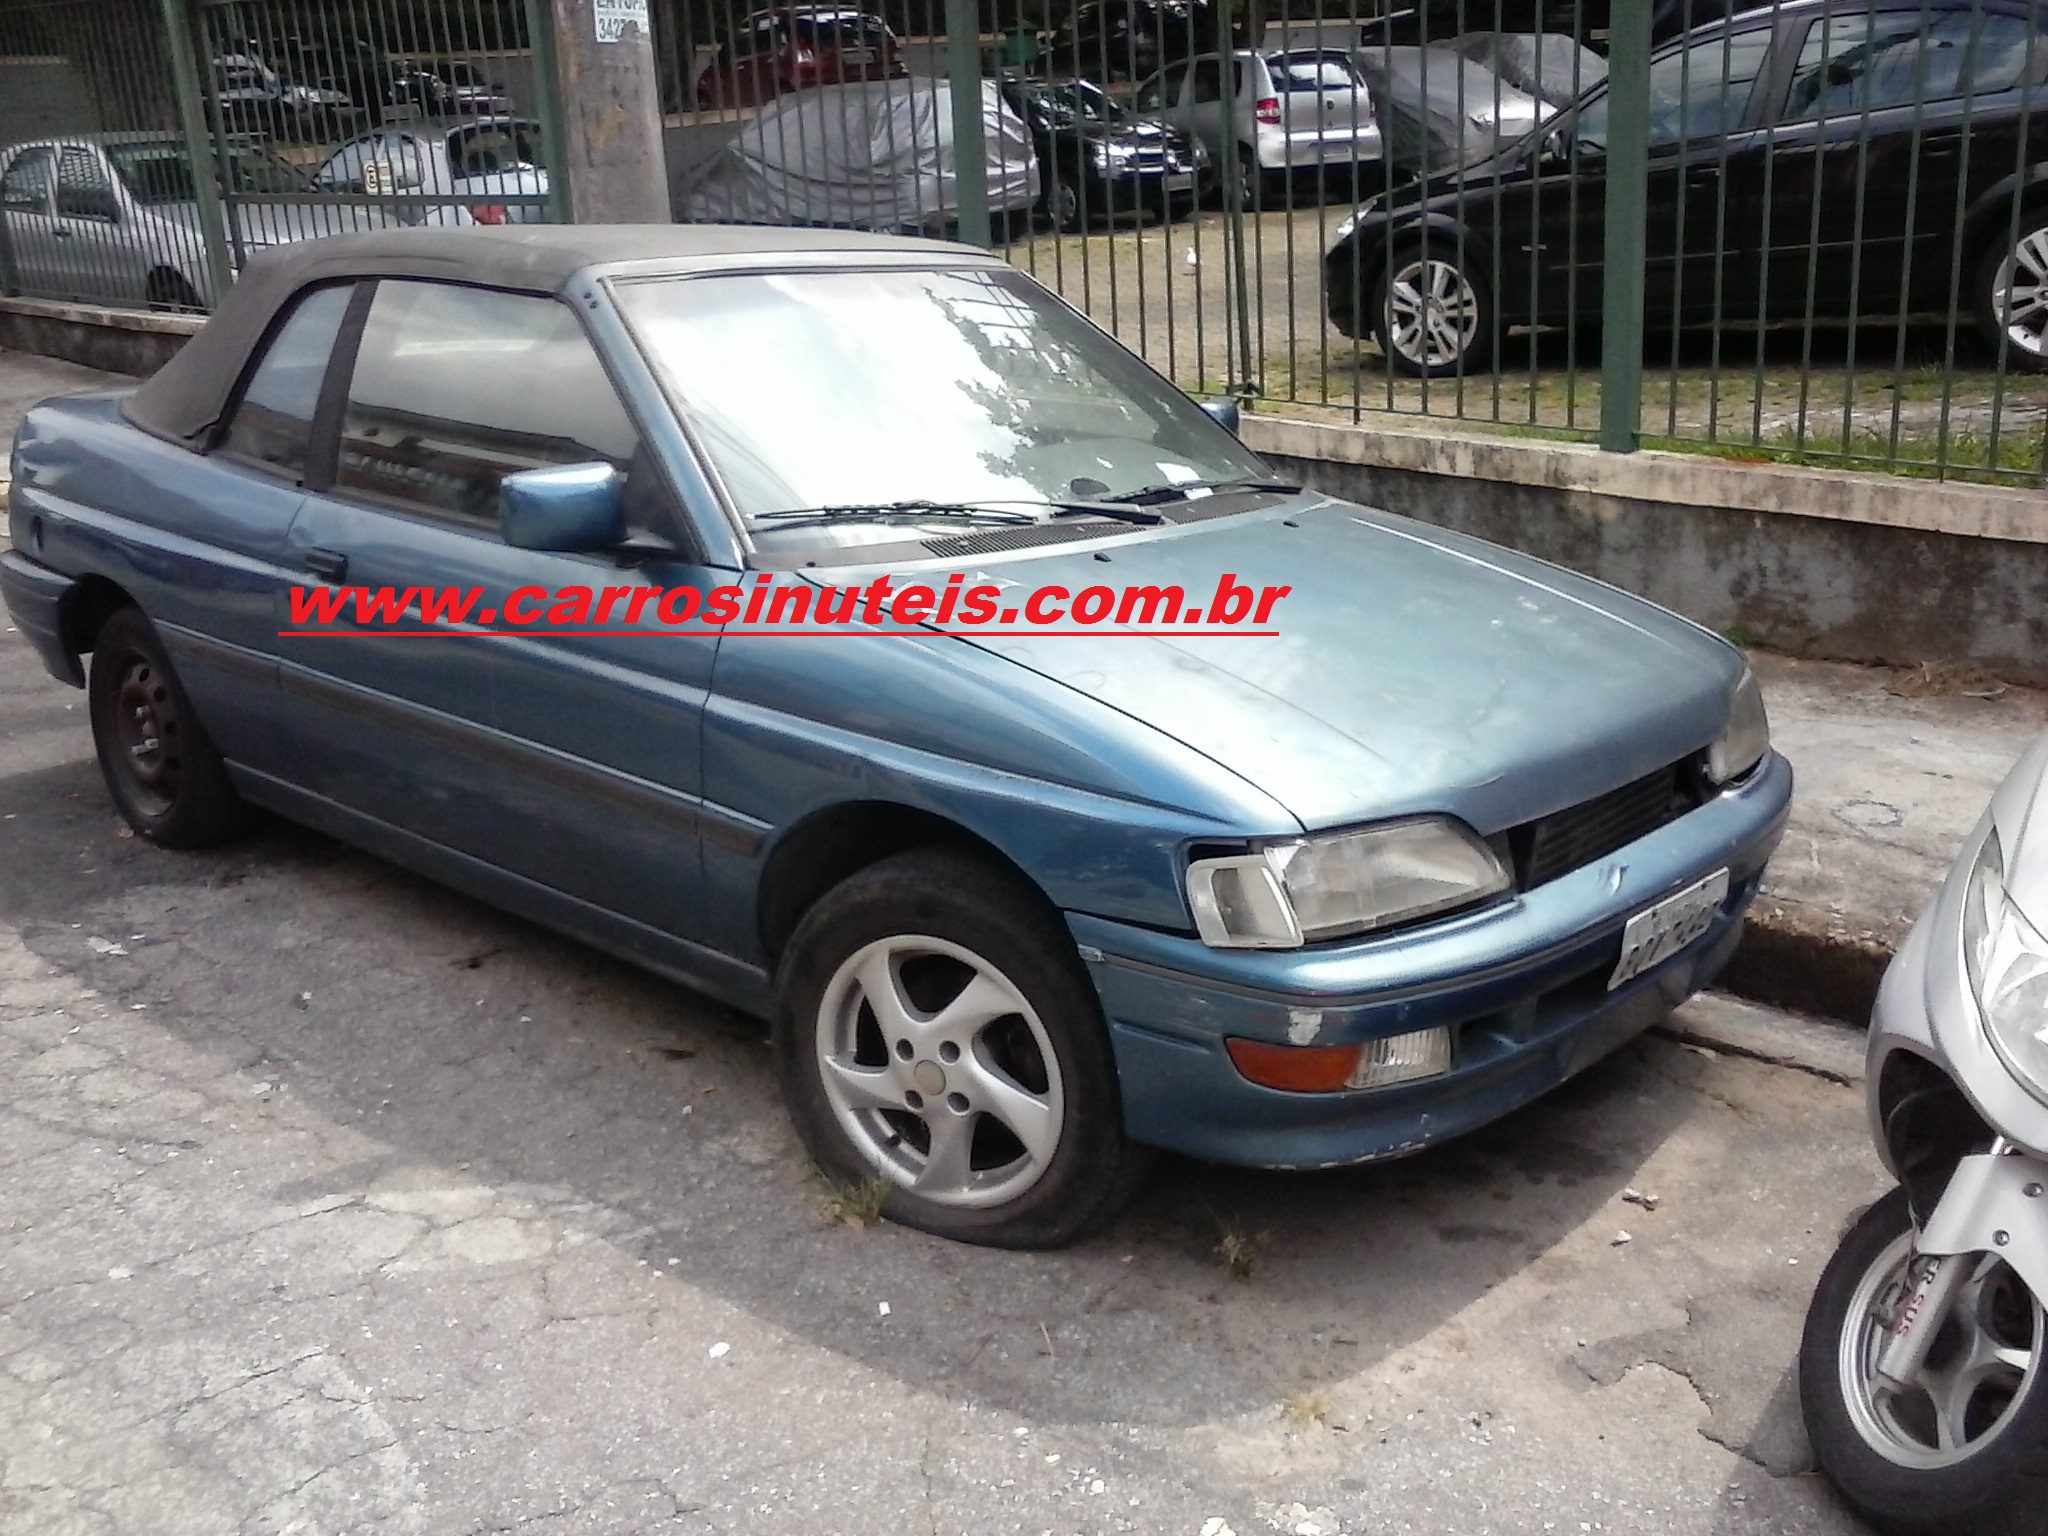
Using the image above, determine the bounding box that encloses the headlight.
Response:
[1091,143,1134,170]
[1187,818,1509,949]
[1963,831,2048,1103]
[1707,665,1769,785]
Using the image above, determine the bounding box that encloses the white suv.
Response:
[1128,48,1380,205]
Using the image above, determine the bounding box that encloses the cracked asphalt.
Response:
[0,625,1890,1536]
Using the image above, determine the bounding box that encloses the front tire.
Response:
[1043,173,1088,234]
[1799,1186,2048,1536]
[1373,239,1494,378]
[1974,210,2048,373]
[773,847,1150,1248]
[87,607,248,848]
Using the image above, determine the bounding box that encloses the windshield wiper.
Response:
[1101,477,1303,507]
[1050,502,1164,526]
[755,500,1040,530]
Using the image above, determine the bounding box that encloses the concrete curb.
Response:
[1721,911,1887,1029]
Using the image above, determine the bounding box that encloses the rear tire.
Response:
[774,846,1151,1249]
[87,608,249,849]
[1799,1186,2048,1536]
[1973,210,2048,373]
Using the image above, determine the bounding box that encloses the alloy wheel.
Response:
[111,654,183,818]
[1386,256,1481,371]
[1840,1231,2042,1469]
[1992,226,2048,360]
[1048,178,1083,232]
[813,934,1064,1209]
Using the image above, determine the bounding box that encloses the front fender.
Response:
[1919,1151,2048,1305]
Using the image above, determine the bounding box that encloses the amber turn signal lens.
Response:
[1224,1037,1364,1093]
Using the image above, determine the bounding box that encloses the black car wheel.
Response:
[1230,149,1262,211]
[1800,1186,2048,1536]
[1043,174,1088,234]
[146,269,204,314]
[774,846,1151,1249]
[1975,210,2048,374]
[87,607,249,848]
[1373,240,1494,378]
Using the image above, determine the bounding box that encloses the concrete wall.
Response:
[0,299,198,378]
[1243,415,2048,687]
[0,58,102,146]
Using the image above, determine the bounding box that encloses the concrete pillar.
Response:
[538,0,670,224]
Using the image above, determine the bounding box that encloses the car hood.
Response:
[877,497,1744,832]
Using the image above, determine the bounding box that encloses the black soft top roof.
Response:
[125,223,969,446]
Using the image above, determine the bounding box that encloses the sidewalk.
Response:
[3,344,2043,1024]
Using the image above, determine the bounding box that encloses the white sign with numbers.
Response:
[595,0,648,42]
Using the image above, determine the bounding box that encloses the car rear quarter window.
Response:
[334,281,641,529]
[218,283,355,480]
[1782,10,2039,119]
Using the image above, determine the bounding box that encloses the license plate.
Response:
[1162,172,1195,190]
[1608,868,1729,990]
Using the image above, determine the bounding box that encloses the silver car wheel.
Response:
[1993,226,2048,358]
[814,934,1065,1210]
[1840,1230,2042,1469]
[1047,176,1083,232]
[1386,256,1480,369]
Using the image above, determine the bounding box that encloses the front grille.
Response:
[1516,762,1703,889]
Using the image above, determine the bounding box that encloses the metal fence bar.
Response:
[1596,0,1649,453]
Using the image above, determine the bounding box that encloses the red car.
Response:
[695,6,904,110]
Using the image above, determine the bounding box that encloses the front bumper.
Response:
[0,548,82,686]
[1868,807,2048,1166]
[1074,751,1792,1169]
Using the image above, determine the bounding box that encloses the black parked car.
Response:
[1052,0,1213,81]
[1327,0,2048,376]
[999,75,1210,229]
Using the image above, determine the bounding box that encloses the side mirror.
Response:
[1201,397,1242,435]
[1539,128,1569,165]
[499,462,626,553]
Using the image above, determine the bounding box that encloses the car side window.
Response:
[1131,72,1166,111]
[54,148,119,221]
[1190,57,1224,103]
[1,146,56,214]
[334,281,643,529]
[1783,11,2037,119]
[1575,25,1774,151]
[217,283,355,479]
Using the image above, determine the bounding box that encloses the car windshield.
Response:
[107,141,311,203]
[1021,80,1122,123]
[614,266,1271,550]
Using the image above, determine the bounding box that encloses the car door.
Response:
[1759,4,2041,323]
[0,146,63,298]
[49,145,148,307]
[279,278,721,943]
[1542,19,1779,327]
[135,281,360,776]
[1179,56,1231,158]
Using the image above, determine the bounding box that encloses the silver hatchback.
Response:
[1128,47,1381,204]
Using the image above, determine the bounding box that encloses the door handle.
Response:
[303,547,349,581]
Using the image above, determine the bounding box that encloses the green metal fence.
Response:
[0,0,559,314]
[2,0,2043,487]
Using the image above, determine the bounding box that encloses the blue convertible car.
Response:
[1,225,1790,1247]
